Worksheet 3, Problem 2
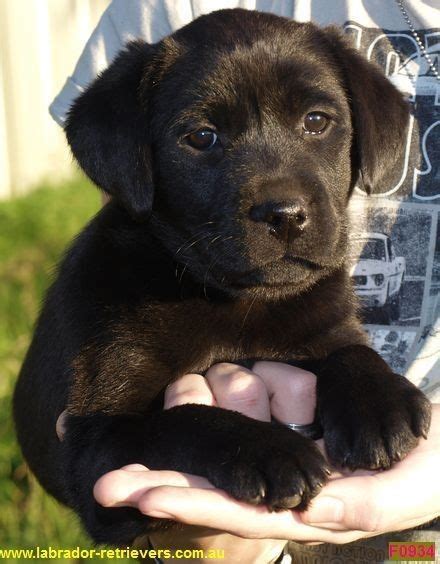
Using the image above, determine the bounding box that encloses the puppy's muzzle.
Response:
[250,200,309,243]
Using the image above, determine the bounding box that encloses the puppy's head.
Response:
[65,9,408,300]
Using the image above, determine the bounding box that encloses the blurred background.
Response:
[0,1,137,561]
[0,0,109,198]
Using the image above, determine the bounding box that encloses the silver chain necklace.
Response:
[394,0,440,81]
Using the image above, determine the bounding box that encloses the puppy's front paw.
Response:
[204,421,330,510]
[319,371,431,470]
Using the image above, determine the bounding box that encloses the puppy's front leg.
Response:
[63,404,330,545]
[316,345,431,470]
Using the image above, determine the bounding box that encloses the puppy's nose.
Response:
[250,201,309,242]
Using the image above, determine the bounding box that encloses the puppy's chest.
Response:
[148,298,322,374]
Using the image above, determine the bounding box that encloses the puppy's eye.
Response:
[303,112,329,135]
[186,130,218,150]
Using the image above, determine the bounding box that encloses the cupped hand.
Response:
[90,363,439,546]
[92,362,316,560]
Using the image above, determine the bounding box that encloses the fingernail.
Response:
[301,496,344,524]
[121,464,148,472]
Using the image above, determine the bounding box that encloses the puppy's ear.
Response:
[65,41,155,218]
[324,28,409,194]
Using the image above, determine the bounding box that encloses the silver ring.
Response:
[272,416,323,440]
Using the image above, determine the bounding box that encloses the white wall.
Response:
[0,0,110,198]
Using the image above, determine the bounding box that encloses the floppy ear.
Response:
[65,41,156,218]
[323,28,409,194]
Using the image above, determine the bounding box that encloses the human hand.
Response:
[80,363,439,546]
[92,363,317,562]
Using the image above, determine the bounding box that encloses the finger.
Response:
[205,363,271,421]
[164,373,216,409]
[56,410,68,441]
[93,468,214,508]
[139,485,304,534]
[136,485,367,544]
[252,362,317,424]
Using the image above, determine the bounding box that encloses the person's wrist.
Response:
[149,527,287,564]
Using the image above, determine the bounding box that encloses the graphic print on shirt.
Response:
[344,23,439,382]
[344,22,439,201]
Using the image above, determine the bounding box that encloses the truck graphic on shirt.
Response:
[350,233,406,321]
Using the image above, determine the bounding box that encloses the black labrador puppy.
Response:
[14,8,431,546]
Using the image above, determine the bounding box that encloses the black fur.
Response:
[14,9,430,546]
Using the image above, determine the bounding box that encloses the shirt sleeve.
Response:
[49,0,179,126]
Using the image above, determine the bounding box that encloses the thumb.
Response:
[300,475,384,532]
[301,407,440,533]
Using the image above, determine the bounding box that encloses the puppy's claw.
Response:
[271,493,302,510]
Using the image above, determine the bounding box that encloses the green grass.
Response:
[0,178,135,562]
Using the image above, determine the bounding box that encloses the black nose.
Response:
[250,201,309,242]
